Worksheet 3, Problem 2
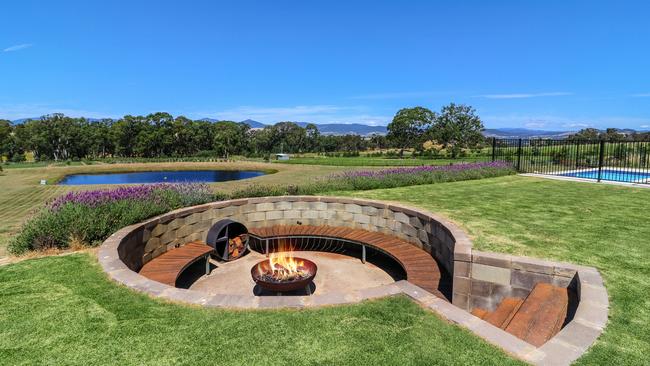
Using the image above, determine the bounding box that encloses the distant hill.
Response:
[12,117,108,124]
[239,119,266,128]
[204,119,388,136]
[292,122,387,136]
[482,128,575,139]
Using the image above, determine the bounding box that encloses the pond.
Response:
[58,170,266,185]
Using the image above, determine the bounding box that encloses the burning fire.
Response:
[256,243,310,282]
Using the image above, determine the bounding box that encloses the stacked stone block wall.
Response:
[452,250,579,312]
[125,197,467,279]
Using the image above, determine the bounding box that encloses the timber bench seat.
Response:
[248,225,449,300]
[139,241,214,286]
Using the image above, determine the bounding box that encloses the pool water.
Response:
[560,169,650,183]
[59,170,266,185]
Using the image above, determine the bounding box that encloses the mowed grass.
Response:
[0,162,349,256]
[338,175,650,365]
[0,254,522,366]
[2,169,649,364]
[276,155,487,166]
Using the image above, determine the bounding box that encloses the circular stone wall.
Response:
[99,196,472,308]
[97,195,609,365]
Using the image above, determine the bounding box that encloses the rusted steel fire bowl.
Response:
[251,257,317,292]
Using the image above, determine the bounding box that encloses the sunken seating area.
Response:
[99,196,608,365]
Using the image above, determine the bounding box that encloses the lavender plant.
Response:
[10,183,220,254]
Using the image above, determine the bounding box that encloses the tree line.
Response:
[0,113,375,161]
[568,128,650,141]
[0,103,488,162]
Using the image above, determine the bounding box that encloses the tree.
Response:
[601,128,625,141]
[305,123,321,152]
[270,122,308,153]
[430,103,483,157]
[213,121,249,158]
[569,128,600,140]
[369,133,388,151]
[0,120,12,158]
[387,107,435,157]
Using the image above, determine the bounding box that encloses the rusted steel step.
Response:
[485,297,524,329]
[471,308,489,319]
[504,283,569,347]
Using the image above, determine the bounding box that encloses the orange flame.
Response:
[257,240,307,281]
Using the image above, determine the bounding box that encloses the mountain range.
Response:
[10,116,646,138]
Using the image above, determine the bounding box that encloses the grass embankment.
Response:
[339,175,650,365]
[0,162,347,256]
[0,254,521,365]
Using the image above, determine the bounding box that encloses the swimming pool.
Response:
[560,169,650,183]
[59,170,266,185]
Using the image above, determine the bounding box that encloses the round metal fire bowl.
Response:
[251,257,317,292]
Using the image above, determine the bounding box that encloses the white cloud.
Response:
[631,93,650,97]
[523,121,547,129]
[194,105,392,125]
[477,92,572,99]
[564,123,591,129]
[3,43,32,52]
[640,125,649,129]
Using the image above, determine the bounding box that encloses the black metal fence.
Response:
[491,138,650,184]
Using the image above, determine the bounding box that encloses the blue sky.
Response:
[1,0,650,130]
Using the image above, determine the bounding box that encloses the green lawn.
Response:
[1,175,648,364]
[0,254,521,366]
[339,175,650,365]
[276,155,487,166]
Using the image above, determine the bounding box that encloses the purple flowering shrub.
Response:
[326,161,515,191]
[228,161,515,198]
[10,183,221,254]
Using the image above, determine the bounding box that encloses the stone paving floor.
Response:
[186,251,397,296]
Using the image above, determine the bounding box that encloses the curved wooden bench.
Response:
[139,241,214,286]
[249,225,449,300]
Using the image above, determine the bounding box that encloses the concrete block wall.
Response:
[117,197,472,293]
[114,195,581,314]
[453,250,579,312]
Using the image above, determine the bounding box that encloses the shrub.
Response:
[228,161,516,198]
[328,161,515,191]
[9,183,220,255]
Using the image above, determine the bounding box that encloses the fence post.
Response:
[516,138,522,171]
[597,140,605,182]
[575,140,580,169]
[491,138,496,162]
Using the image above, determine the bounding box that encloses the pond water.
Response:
[58,170,266,185]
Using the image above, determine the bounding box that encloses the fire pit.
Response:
[251,250,317,293]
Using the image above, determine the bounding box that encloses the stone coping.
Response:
[399,260,609,366]
[98,196,608,365]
